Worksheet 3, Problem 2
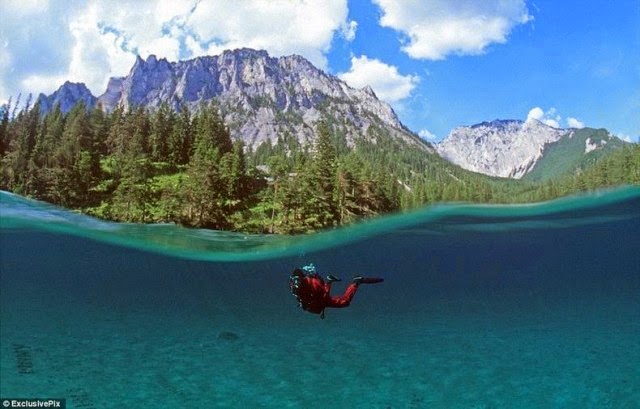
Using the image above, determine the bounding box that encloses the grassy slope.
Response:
[523,128,626,182]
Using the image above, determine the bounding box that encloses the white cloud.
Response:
[372,0,532,60]
[544,118,561,129]
[184,0,349,69]
[0,0,352,101]
[1,0,50,17]
[154,0,195,23]
[527,106,586,129]
[567,117,585,129]
[65,3,136,95]
[527,106,559,127]
[20,74,68,97]
[526,107,544,122]
[418,129,437,141]
[338,55,419,104]
[341,20,358,42]
[0,44,11,104]
[616,133,639,143]
[539,107,561,128]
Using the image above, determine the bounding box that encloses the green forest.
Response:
[1,97,639,234]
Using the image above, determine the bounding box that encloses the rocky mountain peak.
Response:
[121,48,413,147]
[36,48,425,151]
[36,81,97,114]
[97,77,125,112]
[362,85,377,98]
[471,119,521,130]
[436,119,570,179]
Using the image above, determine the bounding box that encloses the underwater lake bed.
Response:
[1,188,639,408]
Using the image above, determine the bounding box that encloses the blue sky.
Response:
[1,0,638,142]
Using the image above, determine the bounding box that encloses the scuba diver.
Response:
[289,264,384,319]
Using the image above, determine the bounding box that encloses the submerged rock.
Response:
[217,331,240,341]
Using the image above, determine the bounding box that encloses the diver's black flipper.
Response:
[353,277,384,284]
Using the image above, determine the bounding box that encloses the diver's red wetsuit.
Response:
[296,275,359,315]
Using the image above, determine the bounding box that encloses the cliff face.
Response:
[78,48,423,149]
[35,81,97,114]
[436,119,570,179]
[34,49,426,150]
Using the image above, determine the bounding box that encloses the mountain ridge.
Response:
[36,48,428,152]
[435,119,628,179]
[32,48,630,182]
[523,127,627,182]
[36,81,97,114]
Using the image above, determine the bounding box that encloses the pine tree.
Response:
[111,156,155,222]
[181,146,227,228]
[219,139,248,204]
[308,120,338,227]
[128,107,151,157]
[10,97,40,194]
[38,104,65,165]
[335,153,365,223]
[264,155,289,233]
[28,104,66,200]
[106,107,128,161]
[193,102,232,156]
[168,104,192,167]
[0,99,10,158]
[150,102,174,162]
[53,102,98,206]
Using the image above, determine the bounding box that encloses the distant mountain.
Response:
[435,119,567,179]
[35,81,97,114]
[435,119,627,179]
[37,48,428,151]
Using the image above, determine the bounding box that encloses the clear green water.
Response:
[1,187,639,408]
